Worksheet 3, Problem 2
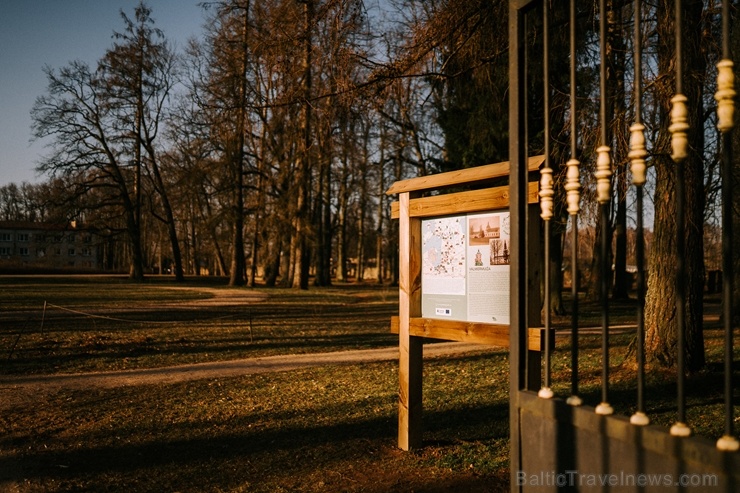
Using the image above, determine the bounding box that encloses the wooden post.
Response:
[398,191,423,450]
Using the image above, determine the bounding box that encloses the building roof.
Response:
[0,221,80,231]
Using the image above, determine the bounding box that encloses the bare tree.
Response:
[100,1,184,281]
[32,61,147,280]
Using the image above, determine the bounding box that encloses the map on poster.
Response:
[421,211,510,324]
[421,216,466,296]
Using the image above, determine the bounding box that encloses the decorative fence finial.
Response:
[670,422,692,437]
[670,94,689,162]
[715,59,736,133]
[595,146,612,204]
[629,123,647,186]
[565,159,581,215]
[540,166,554,221]
[717,435,740,452]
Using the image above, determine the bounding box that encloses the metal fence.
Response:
[508,0,739,490]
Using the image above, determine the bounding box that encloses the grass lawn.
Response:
[0,276,399,375]
[0,276,737,492]
[1,352,511,492]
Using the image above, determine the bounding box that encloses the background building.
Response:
[0,221,103,273]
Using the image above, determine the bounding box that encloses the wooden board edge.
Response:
[386,155,545,195]
[390,181,539,219]
[390,316,543,351]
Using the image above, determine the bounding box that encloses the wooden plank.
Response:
[390,316,543,351]
[385,155,544,195]
[391,181,539,219]
[397,192,423,451]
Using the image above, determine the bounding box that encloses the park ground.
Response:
[0,276,511,492]
[0,276,735,492]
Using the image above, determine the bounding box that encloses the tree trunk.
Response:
[249,177,263,287]
[611,0,630,300]
[264,230,282,288]
[126,201,145,281]
[644,154,680,366]
[145,145,185,282]
[198,187,228,277]
[292,0,313,290]
[313,147,332,287]
[644,0,705,372]
[335,144,350,282]
[229,3,250,287]
[586,196,612,301]
[356,133,369,282]
[164,202,184,281]
[190,210,198,276]
[321,156,332,285]
[335,208,347,282]
[280,228,293,287]
[376,147,385,284]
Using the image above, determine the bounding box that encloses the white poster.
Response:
[466,212,510,324]
[421,211,510,324]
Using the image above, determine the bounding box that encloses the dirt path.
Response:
[153,286,270,307]
[0,285,493,410]
[0,342,490,411]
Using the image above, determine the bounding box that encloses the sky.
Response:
[0,0,207,188]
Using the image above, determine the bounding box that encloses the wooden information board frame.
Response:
[387,155,545,450]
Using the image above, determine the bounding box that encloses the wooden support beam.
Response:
[389,316,543,351]
[390,181,539,219]
[398,192,423,451]
[386,155,544,195]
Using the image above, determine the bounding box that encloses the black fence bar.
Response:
[567,212,580,404]
[565,0,582,408]
[672,160,689,435]
[716,0,738,452]
[538,0,553,400]
[718,93,737,451]
[629,0,649,427]
[595,0,613,416]
[596,197,612,415]
[670,0,690,438]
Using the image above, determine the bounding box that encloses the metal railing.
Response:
[533,0,738,452]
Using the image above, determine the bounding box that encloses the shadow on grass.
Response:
[0,396,510,492]
[2,331,400,376]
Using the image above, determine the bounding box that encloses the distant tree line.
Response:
[16,0,514,288]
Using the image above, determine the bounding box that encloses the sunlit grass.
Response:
[0,277,399,374]
[0,351,510,492]
[0,277,736,491]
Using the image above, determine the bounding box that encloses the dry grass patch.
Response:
[1,277,398,375]
[1,278,736,492]
[1,353,511,492]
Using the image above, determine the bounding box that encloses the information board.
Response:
[421,210,510,324]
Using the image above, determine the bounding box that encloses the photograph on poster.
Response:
[468,213,510,266]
